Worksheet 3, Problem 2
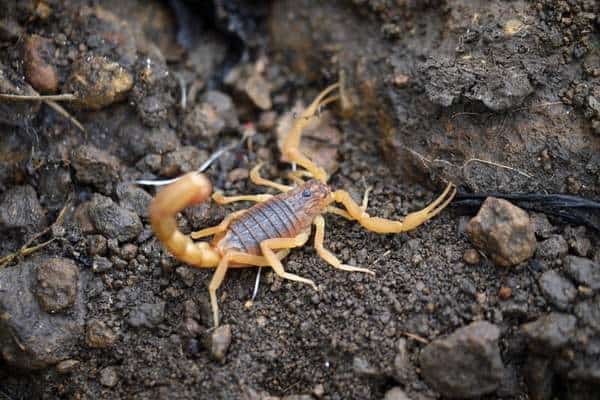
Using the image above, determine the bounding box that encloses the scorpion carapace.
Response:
[149,83,456,326]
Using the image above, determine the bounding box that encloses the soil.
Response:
[0,1,599,399]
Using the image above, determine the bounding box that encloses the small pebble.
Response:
[498,287,512,300]
[463,249,481,265]
[120,243,138,261]
[56,359,80,374]
[99,366,118,388]
[86,319,117,348]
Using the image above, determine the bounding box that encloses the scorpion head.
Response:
[286,179,332,218]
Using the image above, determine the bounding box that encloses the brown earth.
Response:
[0,1,598,399]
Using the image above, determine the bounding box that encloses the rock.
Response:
[422,59,534,112]
[116,182,152,219]
[183,203,226,231]
[0,256,86,369]
[120,243,137,261]
[521,313,576,353]
[225,64,272,110]
[23,34,58,93]
[35,258,79,313]
[92,255,112,273]
[56,359,80,374]
[536,235,568,260]
[530,213,555,239]
[160,146,209,177]
[463,248,481,265]
[258,111,278,131]
[498,287,512,300]
[419,321,505,398]
[130,57,176,127]
[564,256,600,291]
[574,296,600,332]
[393,338,415,384]
[86,319,117,348]
[176,266,195,287]
[565,226,591,257]
[120,122,179,158]
[182,90,239,141]
[465,197,536,267]
[538,270,577,310]
[88,235,108,256]
[38,164,72,212]
[75,6,137,66]
[208,324,232,362]
[128,302,166,328]
[88,194,143,242]
[71,145,121,195]
[352,356,379,377]
[99,366,119,387]
[384,387,412,400]
[0,185,46,232]
[524,356,554,400]
[65,54,133,110]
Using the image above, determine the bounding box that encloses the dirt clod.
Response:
[419,321,505,398]
[71,145,121,195]
[160,146,209,177]
[0,256,85,369]
[466,197,536,267]
[536,235,569,260]
[538,270,577,310]
[0,185,46,233]
[35,258,79,313]
[564,256,600,291]
[86,319,117,348]
[127,302,165,329]
[522,313,576,354]
[65,54,133,110]
[23,34,58,93]
[88,194,142,243]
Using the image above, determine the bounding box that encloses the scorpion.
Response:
[149,83,456,327]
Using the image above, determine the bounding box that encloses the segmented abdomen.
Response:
[225,198,301,254]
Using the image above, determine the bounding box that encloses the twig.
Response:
[401,331,429,344]
[0,202,69,268]
[44,100,86,133]
[0,93,76,101]
[463,158,533,179]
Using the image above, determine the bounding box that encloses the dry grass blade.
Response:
[0,93,76,101]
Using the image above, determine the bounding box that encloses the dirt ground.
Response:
[0,1,599,399]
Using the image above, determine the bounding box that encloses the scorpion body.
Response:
[149,83,456,326]
[216,180,331,256]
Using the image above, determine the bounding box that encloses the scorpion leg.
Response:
[326,187,372,220]
[332,182,456,233]
[250,163,292,192]
[212,191,273,205]
[313,215,375,275]
[207,250,293,326]
[191,209,247,239]
[282,83,341,183]
[287,170,313,185]
[260,231,318,291]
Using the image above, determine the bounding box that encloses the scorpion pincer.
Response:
[149,83,456,327]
